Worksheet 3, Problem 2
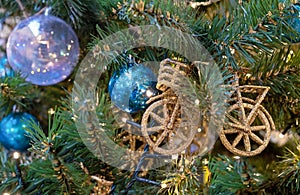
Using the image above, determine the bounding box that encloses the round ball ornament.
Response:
[6,14,79,85]
[0,112,38,152]
[0,56,14,78]
[108,63,159,113]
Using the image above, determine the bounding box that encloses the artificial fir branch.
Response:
[239,136,300,194]
[198,0,293,69]
[209,155,264,194]
[0,75,37,116]
[158,157,206,195]
[240,47,300,130]
[24,110,93,194]
[109,0,195,31]
[0,149,22,194]
[0,0,299,194]
[275,138,300,193]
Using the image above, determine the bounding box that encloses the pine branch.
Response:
[209,155,264,194]
[0,148,21,194]
[0,0,299,194]
[24,157,92,194]
[24,109,94,194]
[249,48,300,87]
[112,0,195,30]
[192,0,294,69]
[238,47,300,130]
[158,157,207,195]
[0,0,101,30]
[0,75,38,115]
[275,138,300,192]
[245,137,300,194]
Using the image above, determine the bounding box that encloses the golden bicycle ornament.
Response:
[140,59,275,157]
[219,75,275,156]
[141,59,200,155]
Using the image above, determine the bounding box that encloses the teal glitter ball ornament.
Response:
[285,4,300,43]
[129,81,158,112]
[6,13,79,85]
[0,112,38,152]
[0,56,14,78]
[108,63,159,113]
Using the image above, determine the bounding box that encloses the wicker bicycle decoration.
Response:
[219,75,276,156]
[141,59,199,155]
[140,59,275,157]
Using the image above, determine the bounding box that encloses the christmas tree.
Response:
[0,0,299,194]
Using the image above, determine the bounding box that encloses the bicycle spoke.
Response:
[223,129,240,134]
[232,132,243,147]
[248,111,259,126]
[246,92,268,125]
[169,101,180,127]
[250,125,266,131]
[163,103,169,119]
[146,125,164,133]
[168,132,175,148]
[226,113,242,126]
[226,122,245,130]
[243,134,251,152]
[249,132,264,145]
[154,130,168,148]
[237,90,247,123]
[248,89,269,122]
[150,112,165,124]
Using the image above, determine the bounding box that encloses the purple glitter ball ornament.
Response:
[6,14,79,85]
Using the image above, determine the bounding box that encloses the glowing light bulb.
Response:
[13,151,21,159]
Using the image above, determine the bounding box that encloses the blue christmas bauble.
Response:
[129,81,158,112]
[285,4,300,42]
[108,63,158,113]
[0,112,38,151]
[6,14,79,85]
[0,56,14,78]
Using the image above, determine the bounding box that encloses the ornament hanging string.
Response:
[15,0,28,18]
[15,0,49,18]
